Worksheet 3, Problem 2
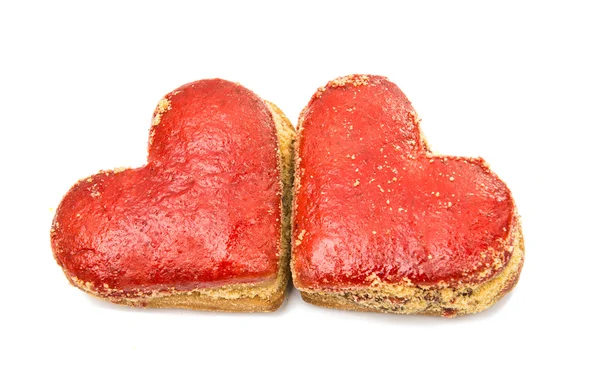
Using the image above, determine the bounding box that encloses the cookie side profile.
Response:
[292,75,523,317]
[51,79,295,312]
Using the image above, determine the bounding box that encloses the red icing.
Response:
[51,79,282,296]
[293,75,517,289]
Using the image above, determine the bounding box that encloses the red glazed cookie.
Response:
[292,75,523,317]
[51,79,295,311]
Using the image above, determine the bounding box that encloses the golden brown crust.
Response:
[142,288,286,312]
[96,282,286,312]
[65,99,296,312]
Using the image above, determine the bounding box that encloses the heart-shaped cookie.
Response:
[51,79,295,311]
[292,75,523,317]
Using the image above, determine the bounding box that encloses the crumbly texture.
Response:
[151,98,171,126]
[292,74,524,317]
[62,98,296,312]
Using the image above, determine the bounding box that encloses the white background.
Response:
[1,1,598,364]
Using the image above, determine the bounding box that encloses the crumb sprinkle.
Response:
[152,98,172,127]
[330,75,370,88]
[295,229,307,246]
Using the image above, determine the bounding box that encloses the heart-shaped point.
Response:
[51,79,295,311]
[292,75,523,316]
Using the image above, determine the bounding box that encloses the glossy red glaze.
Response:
[51,79,282,296]
[293,75,517,289]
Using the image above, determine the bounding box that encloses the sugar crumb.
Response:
[330,75,370,88]
[152,98,172,126]
[295,229,307,246]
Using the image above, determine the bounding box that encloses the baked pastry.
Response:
[292,75,523,317]
[51,79,295,311]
